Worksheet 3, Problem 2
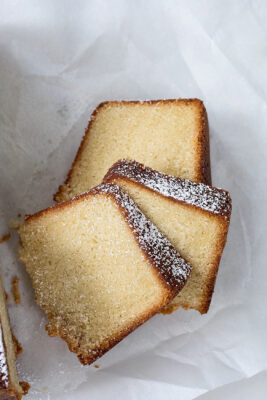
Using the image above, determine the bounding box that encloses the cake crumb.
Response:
[12,276,21,305]
[160,306,175,315]
[94,364,100,368]
[20,381,30,395]
[8,219,20,229]
[0,233,10,243]
[12,332,23,357]
[5,292,10,302]
[42,386,48,391]
[17,213,21,218]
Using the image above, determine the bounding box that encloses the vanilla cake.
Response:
[0,275,23,399]
[103,160,231,314]
[54,99,210,202]
[19,184,191,364]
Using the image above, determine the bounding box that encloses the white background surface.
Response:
[0,1,267,399]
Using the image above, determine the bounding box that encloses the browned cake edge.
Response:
[54,98,211,203]
[22,184,191,364]
[46,299,172,365]
[199,101,211,185]
[0,278,24,400]
[103,159,231,221]
[103,160,231,314]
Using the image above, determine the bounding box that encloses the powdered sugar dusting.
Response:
[91,184,191,289]
[0,323,8,388]
[104,160,231,220]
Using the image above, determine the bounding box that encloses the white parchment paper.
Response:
[0,1,267,399]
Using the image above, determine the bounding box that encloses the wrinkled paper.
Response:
[0,1,267,399]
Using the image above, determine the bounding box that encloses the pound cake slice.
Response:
[19,184,191,365]
[103,160,232,314]
[0,275,24,399]
[54,99,210,202]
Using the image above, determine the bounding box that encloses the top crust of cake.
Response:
[103,160,231,220]
[54,98,211,203]
[25,184,191,293]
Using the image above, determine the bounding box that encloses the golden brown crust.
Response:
[54,98,211,202]
[53,102,101,202]
[195,100,211,185]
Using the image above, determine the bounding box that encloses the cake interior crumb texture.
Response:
[0,276,23,399]
[19,185,190,364]
[55,99,210,202]
[103,160,231,314]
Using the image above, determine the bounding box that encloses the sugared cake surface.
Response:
[103,160,232,314]
[19,184,191,364]
[104,159,230,219]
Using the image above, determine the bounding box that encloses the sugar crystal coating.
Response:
[104,159,231,220]
[88,184,192,288]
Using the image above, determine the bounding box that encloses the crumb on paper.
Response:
[12,332,23,357]
[20,381,30,395]
[42,387,48,391]
[94,364,100,369]
[12,276,21,305]
[160,306,176,315]
[8,219,20,229]
[5,292,10,302]
[0,233,10,243]
[17,213,21,218]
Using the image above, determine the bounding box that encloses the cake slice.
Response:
[54,99,210,203]
[19,184,191,365]
[0,275,24,399]
[103,160,232,314]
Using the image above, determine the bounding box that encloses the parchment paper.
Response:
[0,1,266,399]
